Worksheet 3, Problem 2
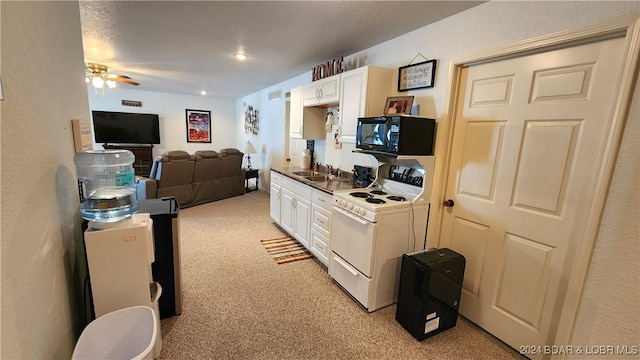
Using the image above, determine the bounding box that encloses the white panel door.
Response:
[440,36,627,352]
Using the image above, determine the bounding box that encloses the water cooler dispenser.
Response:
[395,248,465,341]
[75,150,162,357]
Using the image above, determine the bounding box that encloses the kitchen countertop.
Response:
[270,166,364,195]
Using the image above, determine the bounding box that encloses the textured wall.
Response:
[570,76,640,351]
[1,1,90,358]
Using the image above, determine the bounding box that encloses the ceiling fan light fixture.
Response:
[91,76,105,89]
[106,80,117,88]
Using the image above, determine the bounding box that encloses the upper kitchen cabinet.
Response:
[303,74,341,107]
[338,65,393,143]
[290,86,325,140]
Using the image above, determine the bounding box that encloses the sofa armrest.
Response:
[136,176,158,200]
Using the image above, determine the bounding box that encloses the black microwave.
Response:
[356,116,436,156]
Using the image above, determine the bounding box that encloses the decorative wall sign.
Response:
[311,54,368,81]
[312,56,345,81]
[121,99,142,107]
[398,59,437,91]
[71,119,93,152]
[244,105,259,135]
[186,109,211,143]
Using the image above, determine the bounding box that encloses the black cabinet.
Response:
[103,144,154,177]
[245,168,259,192]
[139,197,182,319]
[395,248,465,340]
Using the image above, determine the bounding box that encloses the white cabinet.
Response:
[290,86,325,140]
[269,171,333,265]
[290,87,304,139]
[338,65,393,143]
[269,171,282,223]
[303,74,341,107]
[279,176,312,248]
[310,189,333,266]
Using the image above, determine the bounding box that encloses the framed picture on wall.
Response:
[186,109,211,143]
[398,59,437,91]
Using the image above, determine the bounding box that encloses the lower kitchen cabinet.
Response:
[279,176,312,248]
[269,171,333,266]
[269,171,282,223]
[310,228,330,265]
[310,189,333,266]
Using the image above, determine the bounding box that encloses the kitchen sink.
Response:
[291,170,322,176]
[304,175,335,182]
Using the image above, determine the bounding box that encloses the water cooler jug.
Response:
[395,248,465,341]
[74,149,139,223]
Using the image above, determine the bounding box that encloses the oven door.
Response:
[330,206,376,277]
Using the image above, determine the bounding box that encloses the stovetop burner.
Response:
[366,198,386,204]
[350,192,371,198]
[387,195,407,202]
[370,190,387,195]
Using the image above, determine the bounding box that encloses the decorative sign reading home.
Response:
[312,54,369,81]
[121,99,142,107]
[312,57,344,81]
[398,58,437,92]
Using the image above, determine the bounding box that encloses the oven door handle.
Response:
[333,255,359,277]
[333,206,369,226]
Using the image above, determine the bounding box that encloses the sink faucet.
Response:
[327,165,334,175]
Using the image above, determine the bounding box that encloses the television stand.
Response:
[103,144,154,177]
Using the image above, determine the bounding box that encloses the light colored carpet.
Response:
[159,190,524,359]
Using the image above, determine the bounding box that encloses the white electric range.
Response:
[329,157,434,312]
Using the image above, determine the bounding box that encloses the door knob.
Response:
[443,199,455,207]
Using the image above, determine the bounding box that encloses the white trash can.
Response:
[72,306,157,360]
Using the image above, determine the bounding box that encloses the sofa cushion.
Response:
[192,150,223,205]
[194,150,219,159]
[155,151,196,206]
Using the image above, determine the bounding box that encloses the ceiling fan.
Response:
[85,62,139,89]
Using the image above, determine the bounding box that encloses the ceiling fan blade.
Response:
[114,77,140,86]
[107,74,132,80]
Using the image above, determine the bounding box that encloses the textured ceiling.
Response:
[79,1,484,99]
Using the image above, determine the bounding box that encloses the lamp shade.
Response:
[243,141,257,155]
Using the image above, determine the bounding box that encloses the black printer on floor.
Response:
[395,248,466,341]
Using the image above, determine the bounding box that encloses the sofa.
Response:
[137,148,246,208]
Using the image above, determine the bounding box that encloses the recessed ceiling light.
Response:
[200,90,207,95]
[235,53,247,61]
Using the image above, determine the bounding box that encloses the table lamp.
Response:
[242,141,257,169]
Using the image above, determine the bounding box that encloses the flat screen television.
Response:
[92,110,161,145]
